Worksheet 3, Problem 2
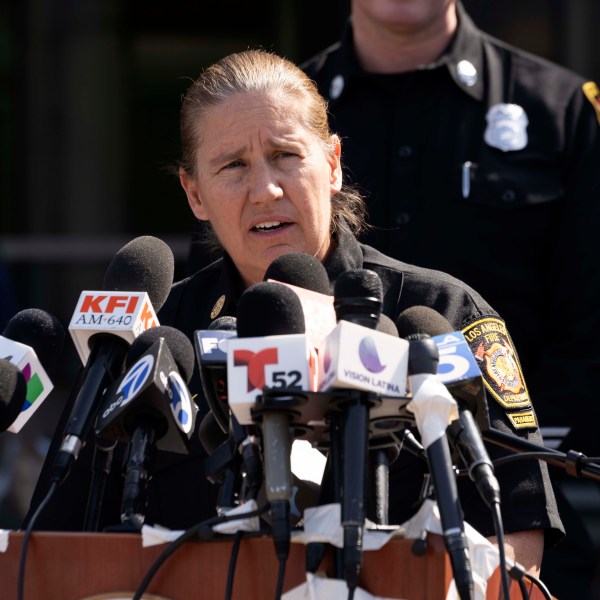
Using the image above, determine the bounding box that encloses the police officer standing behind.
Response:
[300,1,600,597]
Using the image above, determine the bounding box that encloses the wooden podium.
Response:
[0,531,546,599]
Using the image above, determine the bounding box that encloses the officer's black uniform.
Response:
[300,4,600,595]
[27,226,563,548]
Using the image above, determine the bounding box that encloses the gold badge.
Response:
[462,318,531,410]
[507,410,538,430]
[210,295,226,319]
[582,81,600,125]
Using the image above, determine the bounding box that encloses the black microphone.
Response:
[396,306,474,600]
[195,316,237,435]
[0,308,66,432]
[235,280,307,563]
[397,306,500,509]
[0,359,27,433]
[196,314,266,513]
[96,325,196,529]
[264,251,332,295]
[332,268,383,595]
[376,313,399,337]
[2,308,65,372]
[51,236,174,485]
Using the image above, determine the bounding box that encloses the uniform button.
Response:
[456,60,478,87]
[502,189,517,203]
[398,145,413,158]
[395,212,411,225]
[329,75,344,100]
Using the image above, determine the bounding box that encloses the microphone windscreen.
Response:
[125,325,195,384]
[198,411,228,454]
[395,305,453,339]
[334,269,383,302]
[376,314,399,337]
[102,236,174,312]
[0,359,27,432]
[237,281,305,338]
[3,308,66,373]
[264,252,331,295]
[208,316,237,331]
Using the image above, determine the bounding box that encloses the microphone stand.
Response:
[306,411,344,578]
[84,437,117,531]
[339,390,372,598]
[482,429,600,481]
[369,448,391,525]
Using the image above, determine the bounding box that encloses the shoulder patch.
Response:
[461,317,531,410]
[582,81,600,125]
[507,409,538,430]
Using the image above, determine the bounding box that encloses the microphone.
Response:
[333,268,382,329]
[96,324,196,452]
[376,313,399,336]
[96,325,196,529]
[195,316,238,435]
[229,280,313,562]
[197,315,267,514]
[264,252,336,347]
[227,281,317,425]
[51,236,174,485]
[264,251,331,295]
[396,306,474,600]
[0,359,27,433]
[403,306,500,509]
[0,308,65,432]
[330,269,385,594]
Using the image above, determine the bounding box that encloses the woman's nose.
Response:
[247,163,284,204]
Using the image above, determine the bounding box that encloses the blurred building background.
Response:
[0,0,598,534]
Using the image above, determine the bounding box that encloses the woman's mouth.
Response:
[251,221,292,232]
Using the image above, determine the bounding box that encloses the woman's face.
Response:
[180,91,342,286]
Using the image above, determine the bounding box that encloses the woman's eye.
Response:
[221,160,243,171]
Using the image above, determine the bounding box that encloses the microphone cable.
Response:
[131,502,270,600]
[225,530,244,600]
[17,353,85,600]
[489,500,511,600]
[17,480,59,600]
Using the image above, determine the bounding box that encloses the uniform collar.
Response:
[322,224,364,282]
[209,225,364,312]
[325,1,484,104]
[441,1,485,101]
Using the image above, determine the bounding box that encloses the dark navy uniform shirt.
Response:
[300,3,600,451]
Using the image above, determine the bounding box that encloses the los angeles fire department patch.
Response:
[462,318,531,410]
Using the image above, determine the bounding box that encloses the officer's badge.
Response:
[582,81,600,125]
[462,318,531,410]
[484,103,528,152]
[210,294,226,319]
